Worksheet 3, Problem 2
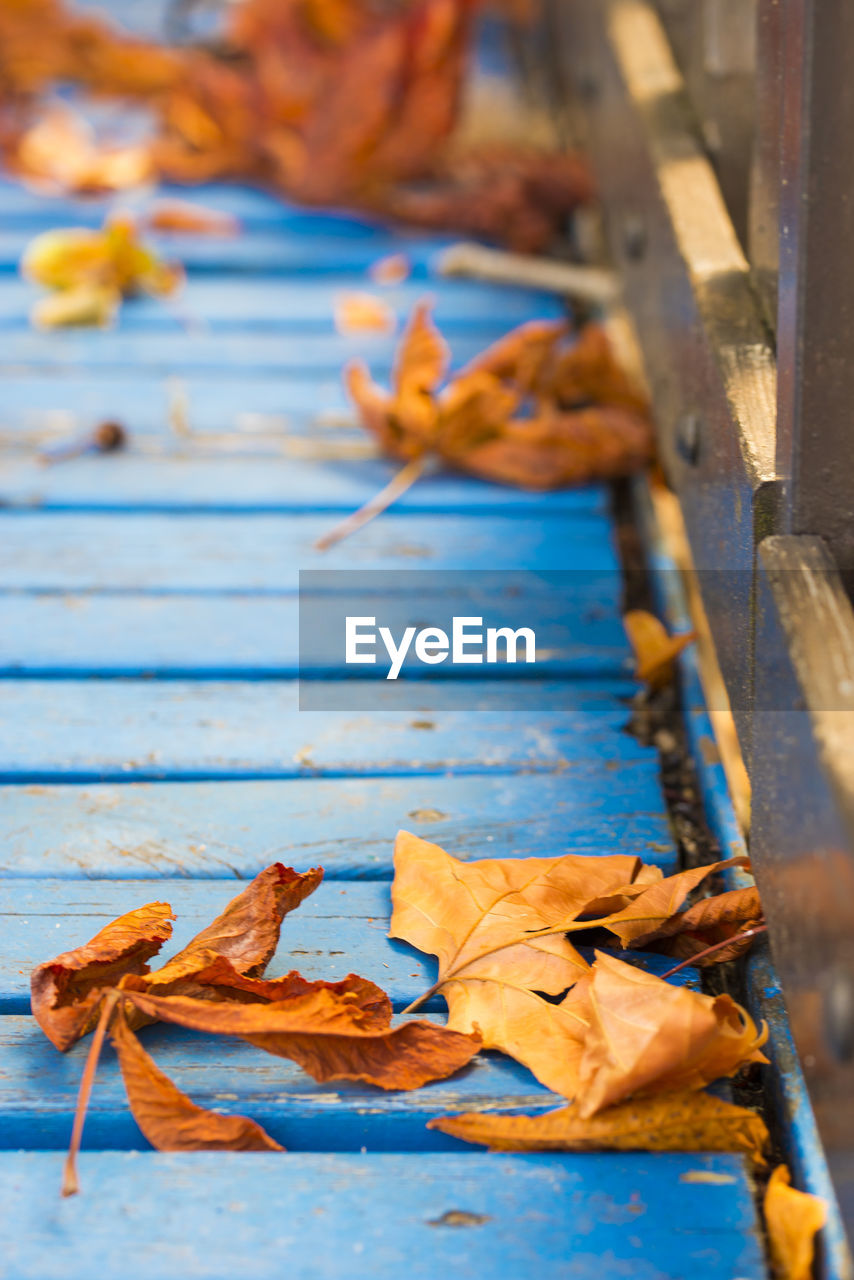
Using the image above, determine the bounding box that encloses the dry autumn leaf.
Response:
[1,0,592,250]
[23,214,183,328]
[30,901,174,1051]
[390,830,648,1093]
[764,1164,828,1280]
[429,1089,770,1167]
[12,103,153,194]
[565,951,768,1115]
[390,833,760,1099]
[118,980,481,1090]
[345,305,653,492]
[138,862,324,997]
[624,609,696,689]
[632,884,764,966]
[112,1006,283,1152]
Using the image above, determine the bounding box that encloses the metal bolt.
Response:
[622,214,647,262]
[825,970,854,1063]
[675,413,702,466]
[578,73,600,103]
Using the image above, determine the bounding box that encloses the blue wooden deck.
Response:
[0,8,787,1277]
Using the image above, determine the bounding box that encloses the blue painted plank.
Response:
[0,773,676,879]
[0,1151,767,1280]
[0,181,410,235]
[0,371,398,433]
[0,879,687,1011]
[0,456,608,515]
[746,946,852,1280]
[0,230,456,275]
[0,512,619,587]
[0,1014,553,1151]
[0,276,565,329]
[0,328,511,374]
[0,678,651,780]
[0,595,629,678]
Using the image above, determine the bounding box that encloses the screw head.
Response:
[825,970,854,1063]
[675,413,702,466]
[622,215,647,262]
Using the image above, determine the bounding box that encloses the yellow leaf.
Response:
[765,1164,827,1280]
[430,1089,769,1168]
[624,609,696,689]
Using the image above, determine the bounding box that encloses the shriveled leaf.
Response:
[430,1089,769,1167]
[586,855,750,949]
[764,1164,827,1280]
[22,214,182,328]
[344,305,654,501]
[138,863,323,996]
[624,610,696,689]
[23,227,114,291]
[31,902,174,1050]
[567,951,768,1115]
[334,292,396,335]
[119,982,480,1090]
[112,1006,282,1151]
[459,318,567,394]
[13,104,153,195]
[189,954,392,1028]
[391,300,449,446]
[31,282,119,330]
[547,324,649,416]
[633,884,764,965]
[454,404,653,491]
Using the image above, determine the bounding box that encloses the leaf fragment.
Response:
[118,982,480,1090]
[135,862,324,997]
[112,1006,283,1151]
[624,610,696,689]
[764,1164,827,1280]
[633,884,764,965]
[334,292,396,335]
[30,902,174,1051]
[430,1090,769,1168]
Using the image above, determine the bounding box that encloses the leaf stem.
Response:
[62,989,120,1197]
[659,923,767,980]
[400,981,441,1016]
[314,455,426,551]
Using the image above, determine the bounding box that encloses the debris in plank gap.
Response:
[32,839,769,1197]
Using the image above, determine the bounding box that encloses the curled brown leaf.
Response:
[31,902,174,1051]
[112,1005,283,1152]
[118,982,480,1090]
[138,862,323,997]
